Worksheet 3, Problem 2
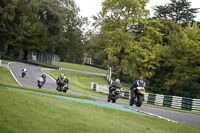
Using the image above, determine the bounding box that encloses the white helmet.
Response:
[115,79,120,83]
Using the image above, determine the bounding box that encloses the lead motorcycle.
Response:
[129,87,145,107]
[107,87,121,103]
[57,79,69,93]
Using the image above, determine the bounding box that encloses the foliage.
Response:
[153,0,199,26]
[101,0,149,78]
[0,0,87,62]
[149,23,200,98]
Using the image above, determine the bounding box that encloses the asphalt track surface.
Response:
[9,62,200,127]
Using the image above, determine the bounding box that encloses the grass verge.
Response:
[44,69,200,115]
[0,86,199,133]
[44,69,110,98]
[59,62,108,74]
[0,66,93,101]
[1,60,11,64]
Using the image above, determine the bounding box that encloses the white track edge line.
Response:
[41,68,56,81]
[8,62,22,86]
[41,68,178,123]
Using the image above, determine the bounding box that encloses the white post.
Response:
[89,58,91,64]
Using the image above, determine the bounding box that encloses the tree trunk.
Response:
[23,49,28,60]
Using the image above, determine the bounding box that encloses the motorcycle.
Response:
[38,81,43,89]
[129,87,145,107]
[22,71,26,78]
[107,87,121,103]
[57,80,69,93]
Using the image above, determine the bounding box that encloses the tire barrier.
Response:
[91,83,200,112]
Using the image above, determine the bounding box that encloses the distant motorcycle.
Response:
[22,68,27,78]
[129,87,145,107]
[37,77,44,89]
[57,80,69,93]
[107,87,121,103]
[22,71,26,78]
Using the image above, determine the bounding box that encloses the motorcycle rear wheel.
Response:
[107,95,110,102]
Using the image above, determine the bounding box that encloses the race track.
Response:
[9,62,200,127]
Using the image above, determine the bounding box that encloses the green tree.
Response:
[0,0,48,59]
[153,0,199,26]
[120,19,163,80]
[152,23,200,98]
[84,33,108,65]
[101,0,149,78]
[0,0,17,54]
[54,0,87,62]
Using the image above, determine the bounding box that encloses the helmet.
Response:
[138,76,143,80]
[42,74,46,78]
[115,79,120,83]
[64,76,66,79]
[61,73,64,76]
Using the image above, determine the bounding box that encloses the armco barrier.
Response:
[155,94,164,106]
[147,93,156,104]
[91,83,200,112]
[181,97,193,111]
[163,95,173,107]
[171,96,182,109]
[192,99,200,111]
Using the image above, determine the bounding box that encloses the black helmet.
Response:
[42,74,46,78]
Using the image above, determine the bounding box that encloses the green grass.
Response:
[44,69,110,98]
[0,87,199,133]
[1,60,11,64]
[59,62,108,74]
[44,69,200,115]
[0,66,93,101]
[29,60,59,69]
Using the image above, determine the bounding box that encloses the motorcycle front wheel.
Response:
[136,95,144,107]
[111,95,117,103]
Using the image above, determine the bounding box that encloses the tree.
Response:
[0,0,48,59]
[120,19,163,80]
[54,0,87,62]
[0,0,17,54]
[101,0,149,78]
[28,0,66,53]
[150,23,200,98]
[153,0,199,26]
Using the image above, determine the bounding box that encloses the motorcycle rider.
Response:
[130,76,146,97]
[109,79,121,95]
[56,73,65,90]
[41,74,46,84]
[64,76,69,84]
[22,68,27,77]
[37,75,44,88]
[22,68,27,73]
[131,76,146,90]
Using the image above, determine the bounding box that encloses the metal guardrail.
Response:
[91,83,200,112]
